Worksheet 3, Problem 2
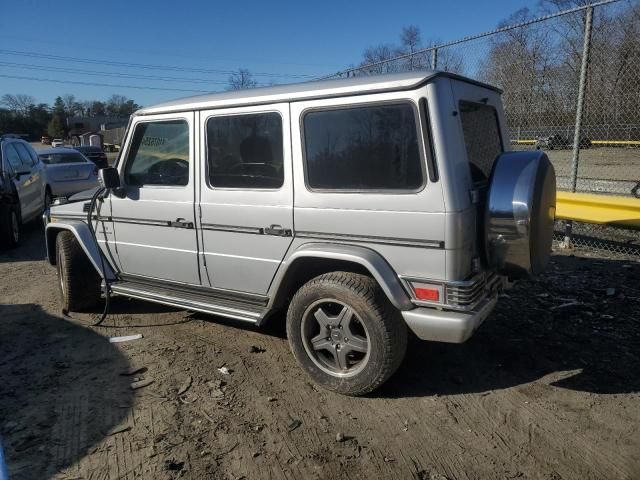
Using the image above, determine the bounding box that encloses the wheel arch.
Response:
[266,242,413,319]
[45,221,116,280]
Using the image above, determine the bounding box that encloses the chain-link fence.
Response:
[320,0,640,256]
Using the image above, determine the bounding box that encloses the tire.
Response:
[286,272,407,396]
[44,188,53,211]
[0,204,20,248]
[56,231,101,312]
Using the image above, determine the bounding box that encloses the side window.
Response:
[14,143,36,167]
[4,144,24,172]
[124,120,189,186]
[207,112,283,189]
[303,103,423,191]
[459,101,503,181]
[26,144,40,166]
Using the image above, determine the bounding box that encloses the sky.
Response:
[0,0,537,108]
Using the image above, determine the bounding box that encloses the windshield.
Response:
[39,153,87,165]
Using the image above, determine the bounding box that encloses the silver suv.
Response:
[43,71,556,395]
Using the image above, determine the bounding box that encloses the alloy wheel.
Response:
[300,299,370,377]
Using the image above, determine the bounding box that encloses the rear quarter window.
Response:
[459,101,503,181]
[303,102,424,191]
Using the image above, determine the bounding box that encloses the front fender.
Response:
[269,242,413,311]
[45,220,117,281]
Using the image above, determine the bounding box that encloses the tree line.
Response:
[353,0,640,136]
[0,94,140,140]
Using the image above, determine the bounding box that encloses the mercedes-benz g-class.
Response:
[43,71,556,395]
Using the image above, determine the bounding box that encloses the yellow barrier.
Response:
[556,191,640,229]
[592,140,640,146]
[511,139,640,146]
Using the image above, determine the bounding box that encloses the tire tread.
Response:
[287,271,407,396]
[56,231,101,311]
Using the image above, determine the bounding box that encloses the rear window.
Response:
[39,153,87,165]
[303,103,424,191]
[459,101,503,181]
[207,112,284,189]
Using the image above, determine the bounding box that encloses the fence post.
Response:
[431,47,438,70]
[564,5,594,248]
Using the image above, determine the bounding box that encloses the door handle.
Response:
[169,218,194,229]
[263,224,292,237]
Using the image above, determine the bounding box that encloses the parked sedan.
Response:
[73,145,109,169]
[51,139,64,147]
[37,148,98,197]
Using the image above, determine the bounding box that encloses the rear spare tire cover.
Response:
[485,151,556,279]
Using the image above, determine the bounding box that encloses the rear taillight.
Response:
[409,281,443,303]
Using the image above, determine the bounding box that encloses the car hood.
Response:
[67,187,100,203]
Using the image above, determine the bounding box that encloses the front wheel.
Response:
[56,231,101,312]
[286,272,407,396]
[44,188,53,211]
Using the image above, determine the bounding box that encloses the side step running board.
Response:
[110,281,266,323]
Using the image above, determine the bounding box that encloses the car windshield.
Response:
[39,153,86,165]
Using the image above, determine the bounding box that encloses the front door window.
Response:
[124,120,190,187]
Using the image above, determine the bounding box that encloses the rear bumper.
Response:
[401,294,498,343]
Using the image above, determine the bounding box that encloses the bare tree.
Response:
[423,38,464,73]
[227,69,258,90]
[105,95,139,116]
[359,44,400,75]
[62,94,80,117]
[401,25,423,70]
[1,94,35,117]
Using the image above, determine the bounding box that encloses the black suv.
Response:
[0,135,49,247]
[72,146,109,169]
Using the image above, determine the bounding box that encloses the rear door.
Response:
[198,104,293,294]
[110,112,201,284]
[14,143,45,214]
[3,143,33,220]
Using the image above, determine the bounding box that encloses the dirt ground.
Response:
[1,223,639,480]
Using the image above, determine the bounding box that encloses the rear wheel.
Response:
[56,231,101,312]
[0,205,20,248]
[286,272,407,396]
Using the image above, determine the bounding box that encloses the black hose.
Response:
[86,187,111,326]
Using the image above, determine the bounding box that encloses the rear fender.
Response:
[45,220,117,281]
[268,242,413,311]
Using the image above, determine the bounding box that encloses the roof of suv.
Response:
[137,70,501,116]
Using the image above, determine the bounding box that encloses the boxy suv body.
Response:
[43,71,556,395]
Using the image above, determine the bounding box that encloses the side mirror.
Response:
[98,167,120,189]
